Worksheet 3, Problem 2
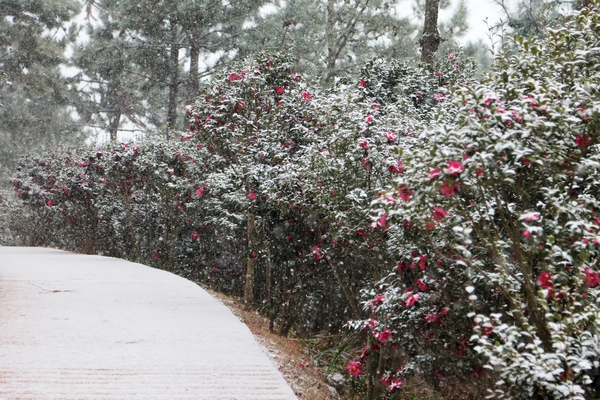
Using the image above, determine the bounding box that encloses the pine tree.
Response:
[75,0,267,141]
[0,0,82,176]
[244,0,419,84]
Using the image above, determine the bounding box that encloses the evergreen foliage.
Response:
[0,0,83,177]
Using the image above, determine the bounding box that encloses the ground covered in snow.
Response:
[0,247,297,399]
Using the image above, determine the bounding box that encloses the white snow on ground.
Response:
[0,247,298,399]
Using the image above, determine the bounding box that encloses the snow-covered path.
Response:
[0,247,297,399]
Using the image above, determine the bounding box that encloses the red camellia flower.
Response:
[576,135,591,148]
[276,86,285,95]
[417,279,429,291]
[248,190,257,200]
[432,206,449,221]
[374,327,392,343]
[47,200,54,207]
[425,312,439,323]
[347,360,363,376]
[359,79,367,87]
[398,185,414,202]
[440,181,460,197]
[195,186,205,198]
[537,271,553,289]
[191,231,200,240]
[364,114,374,124]
[228,72,241,81]
[359,141,369,149]
[428,169,442,180]
[405,292,420,307]
[445,160,464,175]
[388,161,404,174]
[584,268,600,287]
[385,131,397,141]
[301,91,312,102]
[388,378,404,392]
[311,246,323,260]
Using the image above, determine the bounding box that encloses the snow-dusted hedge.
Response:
[348,5,600,399]
[9,4,600,398]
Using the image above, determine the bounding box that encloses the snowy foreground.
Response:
[0,247,297,399]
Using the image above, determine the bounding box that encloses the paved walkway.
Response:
[0,247,297,399]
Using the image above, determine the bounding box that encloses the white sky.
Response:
[460,0,505,44]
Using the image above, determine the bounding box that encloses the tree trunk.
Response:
[166,20,180,139]
[188,41,200,103]
[108,108,121,142]
[244,211,257,304]
[419,0,443,64]
[326,256,360,319]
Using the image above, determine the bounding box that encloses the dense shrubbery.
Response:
[7,3,600,399]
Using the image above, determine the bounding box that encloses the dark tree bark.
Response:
[419,0,443,64]
[188,41,200,102]
[108,108,121,142]
[166,20,180,139]
[244,211,257,305]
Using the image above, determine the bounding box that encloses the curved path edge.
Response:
[0,246,298,399]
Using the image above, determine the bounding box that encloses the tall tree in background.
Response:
[416,0,469,63]
[0,0,83,175]
[76,0,266,141]
[245,0,419,84]
[493,0,593,37]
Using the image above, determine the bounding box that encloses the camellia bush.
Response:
[348,4,600,400]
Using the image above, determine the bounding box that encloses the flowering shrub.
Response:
[349,5,600,399]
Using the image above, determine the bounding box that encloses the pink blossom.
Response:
[584,268,600,287]
[521,212,540,222]
[364,114,374,124]
[366,319,379,330]
[151,252,159,261]
[301,91,312,102]
[419,255,427,270]
[377,214,388,228]
[405,292,420,307]
[475,167,484,177]
[311,246,323,260]
[432,206,449,221]
[195,186,206,198]
[447,53,455,60]
[576,135,591,148]
[445,160,464,175]
[440,181,460,197]
[388,162,404,174]
[385,131,397,141]
[523,230,531,238]
[191,231,200,240]
[537,271,553,289]
[359,141,369,150]
[347,360,363,376]
[425,312,439,323]
[397,185,414,202]
[47,200,54,207]
[248,190,257,200]
[433,92,445,102]
[359,79,367,87]
[228,72,241,81]
[388,378,403,392]
[374,327,392,343]
[428,169,442,180]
